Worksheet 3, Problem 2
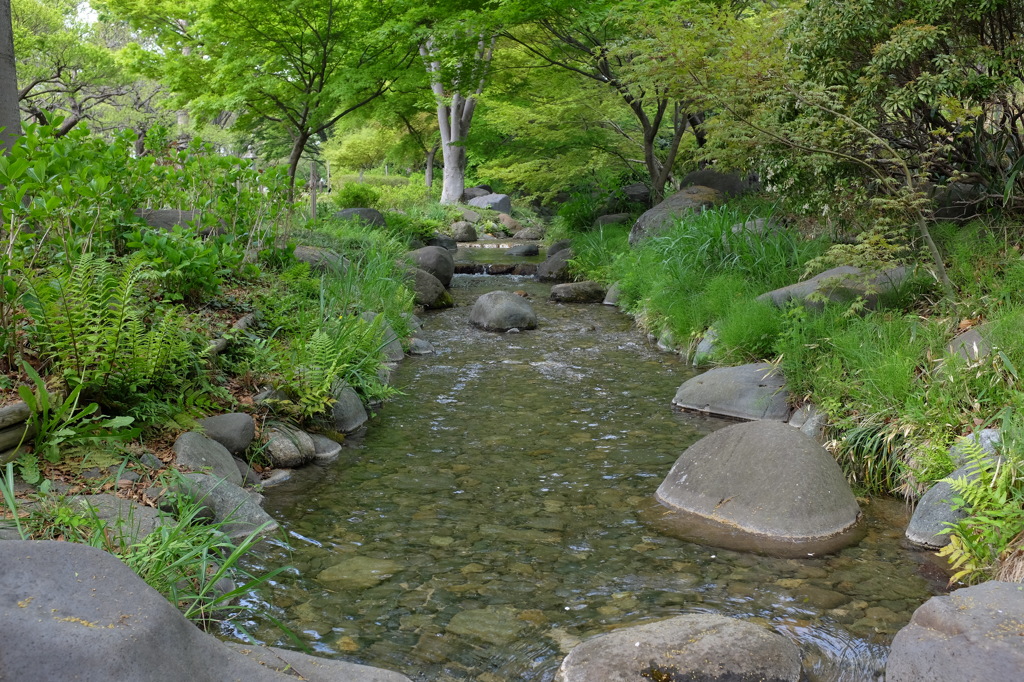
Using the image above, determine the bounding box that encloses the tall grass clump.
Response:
[610,203,826,361]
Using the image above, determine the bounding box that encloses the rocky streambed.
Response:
[236,265,944,681]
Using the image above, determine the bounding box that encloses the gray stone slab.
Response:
[672,363,790,421]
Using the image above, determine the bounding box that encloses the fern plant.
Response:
[938,434,1024,584]
[22,253,192,402]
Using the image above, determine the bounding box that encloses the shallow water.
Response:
[237,265,944,681]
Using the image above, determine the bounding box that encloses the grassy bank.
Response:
[569,199,1024,584]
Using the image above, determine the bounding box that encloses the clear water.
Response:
[237,266,944,681]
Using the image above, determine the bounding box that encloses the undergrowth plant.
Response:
[23,253,194,402]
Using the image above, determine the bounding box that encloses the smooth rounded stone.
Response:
[593,213,630,229]
[310,434,342,464]
[0,422,36,453]
[261,469,293,487]
[629,186,722,245]
[407,337,435,355]
[292,245,349,274]
[788,402,828,442]
[173,432,243,486]
[792,585,851,610]
[460,208,481,223]
[426,234,457,252]
[621,182,651,206]
[547,239,572,256]
[653,421,861,555]
[234,458,261,487]
[467,193,512,214]
[317,556,401,589]
[71,494,168,543]
[602,282,622,306]
[198,413,255,455]
[470,291,538,332]
[451,221,478,242]
[360,311,405,361]
[326,382,369,435]
[950,428,1001,467]
[506,244,539,257]
[537,248,574,282]
[0,401,29,429]
[265,426,317,468]
[672,362,790,421]
[757,265,910,312]
[905,466,973,549]
[224,643,411,682]
[407,268,454,309]
[555,614,801,682]
[680,169,757,198]
[407,245,454,287]
[497,213,522,232]
[334,207,386,227]
[462,186,491,201]
[691,328,718,366]
[513,227,544,240]
[177,473,278,539]
[550,281,607,303]
[254,388,288,405]
[446,607,526,645]
[1,541,409,682]
[946,324,992,363]
[887,581,1024,681]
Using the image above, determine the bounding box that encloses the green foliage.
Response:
[333,183,381,210]
[610,203,823,361]
[939,424,1024,585]
[15,362,137,482]
[127,227,240,303]
[23,253,194,402]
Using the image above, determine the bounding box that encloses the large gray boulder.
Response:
[407,245,454,288]
[72,495,169,544]
[470,291,538,332]
[680,169,757,197]
[550,281,607,303]
[0,541,410,682]
[507,244,539,257]
[887,581,1024,681]
[407,268,454,309]
[629,186,722,245]
[177,473,278,540]
[906,431,1000,548]
[334,207,386,227]
[264,425,316,468]
[329,382,369,434]
[547,239,572,257]
[621,182,650,206]
[757,265,911,311]
[513,227,544,240]
[537,248,574,283]
[173,432,243,486]
[360,312,404,362]
[467,193,512,214]
[292,245,349,274]
[555,614,801,682]
[655,421,861,554]
[672,363,790,421]
[451,221,478,242]
[197,413,255,456]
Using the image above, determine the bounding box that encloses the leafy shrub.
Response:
[127,228,241,303]
[23,254,194,402]
[333,182,381,209]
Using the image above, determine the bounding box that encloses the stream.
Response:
[238,245,945,681]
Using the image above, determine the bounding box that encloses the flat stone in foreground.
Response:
[887,581,1024,681]
[672,362,790,421]
[0,541,411,681]
[555,614,801,682]
[654,421,861,555]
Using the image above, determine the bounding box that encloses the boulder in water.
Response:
[470,291,538,331]
[556,613,801,682]
[653,421,861,555]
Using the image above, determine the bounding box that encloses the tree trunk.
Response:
[309,162,318,221]
[440,143,465,203]
[286,133,309,204]
[425,142,438,188]
[0,0,21,154]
